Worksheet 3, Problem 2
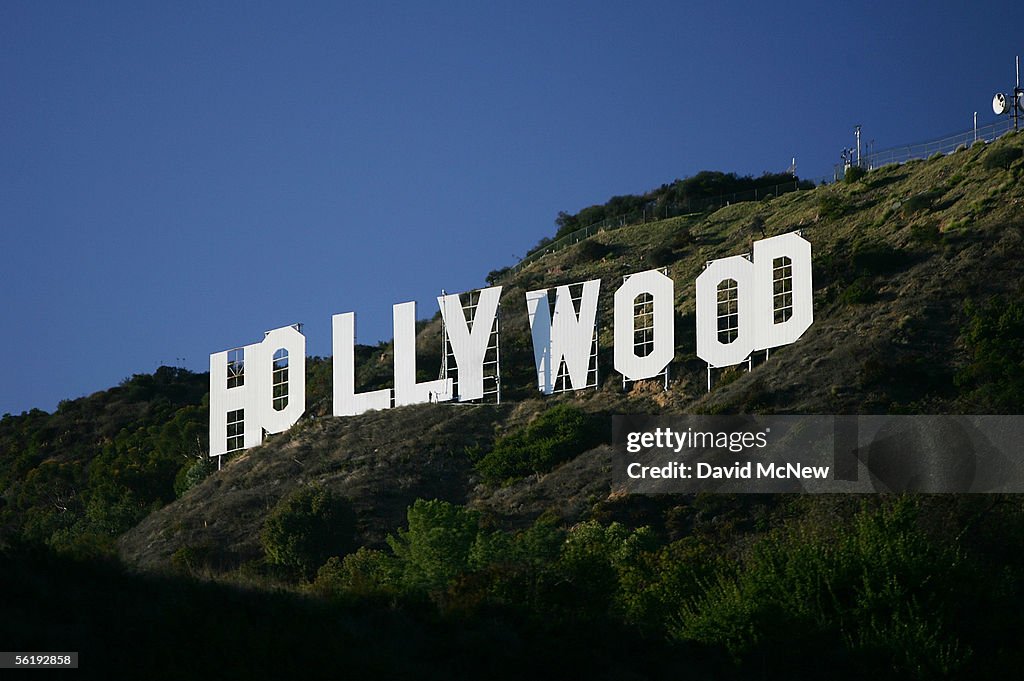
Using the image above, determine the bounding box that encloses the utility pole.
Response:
[1016,56,1021,132]
[990,58,1022,131]
[854,125,862,167]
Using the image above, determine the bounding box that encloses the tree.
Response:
[554,210,578,236]
[386,499,479,592]
[260,484,357,579]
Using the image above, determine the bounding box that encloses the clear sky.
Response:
[2,1,1022,416]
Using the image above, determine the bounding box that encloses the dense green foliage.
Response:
[956,285,1024,412]
[675,498,968,676]
[385,498,480,591]
[0,360,344,557]
[901,189,942,214]
[0,367,207,554]
[8,494,1024,679]
[304,495,1024,679]
[313,499,665,624]
[485,265,512,285]
[260,484,357,578]
[472,404,606,485]
[544,170,812,248]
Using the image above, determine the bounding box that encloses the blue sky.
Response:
[2,1,1022,416]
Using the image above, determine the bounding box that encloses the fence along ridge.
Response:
[839,118,1015,177]
[508,119,1020,282]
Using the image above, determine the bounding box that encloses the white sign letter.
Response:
[393,301,452,407]
[613,270,674,381]
[333,312,392,416]
[526,279,600,394]
[696,232,813,367]
[209,324,306,458]
[438,286,502,401]
[752,232,813,350]
[696,256,757,368]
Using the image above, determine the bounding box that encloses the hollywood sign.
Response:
[209,232,812,458]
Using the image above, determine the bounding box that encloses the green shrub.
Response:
[671,499,970,677]
[526,235,554,257]
[81,485,149,537]
[556,521,659,620]
[260,484,357,579]
[817,193,849,219]
[615,536,720,632]
[551,169,806,241]
[473,404,606,485]
[647,246,674,267]
[47,528,118,560]
[851,241,912,274]
[310,547,400,599]
[843,165,867,183]
[909,220,941,243]
[485,266,511,285]
[173,456,215,497]
[576,239,611,261]
[170,544,214,575]
[469,514,564,572]
[956,287,1024,411]
[901,191,941,215]
[943,217,967,233]
[983,145,1022,170]
[670,223,693,249]
[840,278,877,305]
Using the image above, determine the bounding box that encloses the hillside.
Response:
[4,133,1024,678]
[119,133,1024,566]
[0,367,208,555]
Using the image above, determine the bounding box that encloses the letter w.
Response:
[525,280,600,394]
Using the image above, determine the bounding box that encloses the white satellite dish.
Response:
[1018,91,1024,112]
[993,92,1010,115]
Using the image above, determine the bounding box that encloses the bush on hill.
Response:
[472,404,606,485]
[261,484,358,579]
[983,145,1022,171]
[956,285,1024,412]
[547,170,810,245]
[843,165,867,183]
